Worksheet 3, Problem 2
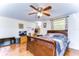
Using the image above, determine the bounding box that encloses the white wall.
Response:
[41,20,51,35]
[68,12,79,50]
[35,20,51,35]
[0,16,52,38]
[0,16,36,38]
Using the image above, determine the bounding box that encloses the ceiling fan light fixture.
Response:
[29,5,52,18]
[37,12,43,17]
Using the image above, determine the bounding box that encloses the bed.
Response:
[27,30,69,56]
[47,30,69,56]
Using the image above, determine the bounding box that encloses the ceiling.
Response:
[0,3,79,21]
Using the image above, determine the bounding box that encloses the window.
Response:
[51,18,67,30]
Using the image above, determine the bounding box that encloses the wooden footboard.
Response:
[27,36,56,56]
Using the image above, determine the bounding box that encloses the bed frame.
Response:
[47,30,68,36]
[27,30,68,56]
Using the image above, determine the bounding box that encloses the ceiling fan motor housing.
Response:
[38,7,43,12]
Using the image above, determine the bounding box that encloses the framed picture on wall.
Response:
[43,23,47,28]
[18,23,24,29]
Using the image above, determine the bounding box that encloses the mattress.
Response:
[40,33,69,56]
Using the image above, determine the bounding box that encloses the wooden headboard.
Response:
[47,30,68,36]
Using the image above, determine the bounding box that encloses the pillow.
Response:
[47,33,66,38]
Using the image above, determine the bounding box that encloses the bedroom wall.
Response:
[68,12,79,50]
[35,20,51,35]
[0,16,36,38]
[40,20,51,35]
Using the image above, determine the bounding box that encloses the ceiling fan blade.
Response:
[30,5,38,11]
[28,12,37,15]
[43,6,52,11]
[43,12,50,16]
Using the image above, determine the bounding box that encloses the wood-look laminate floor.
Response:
[0,44,33,56]
[0,44,79,56]
[65,48,79,56]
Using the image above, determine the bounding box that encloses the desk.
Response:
[0,37,16,45]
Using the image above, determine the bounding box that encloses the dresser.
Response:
[20,36,27,44]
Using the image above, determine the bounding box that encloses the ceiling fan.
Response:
[28,5,52,18]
